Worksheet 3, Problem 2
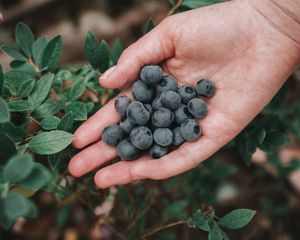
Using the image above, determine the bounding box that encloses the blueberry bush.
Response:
[1,0,299,239]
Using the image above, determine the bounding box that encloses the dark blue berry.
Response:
[127,101,151,125]
[119,118,135,134]
[130,126,153,150]
[172,127,185,146]
[102,124,123,145]
[178,85,197,104]
[174,105,192,125]
[156,75,178,95]
[149,144,168,159]
[117,139,141,160]
[152,107,174,127]
[153,128,173,147]
[160,90,181,110]
[180,119,201,141]
[140,65,163,85]
[131,80,153,103]
[195,79,215,97]
[187,98,208,119]
[115,95,132,117]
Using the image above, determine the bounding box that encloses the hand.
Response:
[68,0,300,188]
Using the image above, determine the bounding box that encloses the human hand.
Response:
[68,0,300,188]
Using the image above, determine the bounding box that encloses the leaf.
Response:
[3,153,34,184]
[0,64,3,96]
[99,40,110,73]
[32,36,48,66]
[219,209,256,230]
[111,39,123,65]
[7,100,33,112]
[0,133,16,164]
[144,18,155,34]
[0,45,27,61]
[259,131,290,152]
[69,79,86,101]
[40,115,60,130]
[15,22,34,57]
[32,99,62,119]
[28,130,73,155]
[19,78,35,98]
[21,163,51,190]
[208,223,223,240]
[28,74,54,109]
[41,35,62,70]
[48,153,61,171]
[0,97,10,123]
[182,0,227,8]
[164,200,187,220]
[84,31,101,70]
[57,112,74,132]
[4,70,34,90]
[66,102,87,121]
[188,210,210,231]
[0,121,26,142]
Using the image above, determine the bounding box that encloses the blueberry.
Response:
[130,126,153,150]
[119,118,135,134]
[153,128,173,147]
[172,127,185,146]
[131,80,154,103]
[127,101,151,125]
[187,98,208,119]
[174,105,192,125]
[144,104,153,115]
[151,107,174,128]
[178,85,197,104]
[149,144,168,159]
[152,96,163,111]
[160,91,181,110]
[115,95,132,117]
[102,124,123,145]
[156,75,178,95]
[180,119,201,141]
[117,139,141,160]
[195,79,215,97]
[140,65,163,85]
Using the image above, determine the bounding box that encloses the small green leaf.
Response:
[28,74,54,109]
[28,130,73,155]
[182,0,227,8]
[57,112,74,132]
[0,122,26,143]
[111,39,123,65]
[19,78,35,98]
[0,45,27,61]
[40,115,60,130]
[32,99,62,119]
[0,64,3,96]
[84,31,101,70]
[3,153,34,184]
[32,36,48,66]
[7,100,33,112]
[66,102,87,121]
[0,133,16,164]
[15,22,34,57]
[208,223,223,240]
[47,153,61,171]
[144,18,155,34]
[0,97,10,123]
[188,210,210,231]
[219,209,256,230]
[259,131,290,152]
[69,79,86,101]
[21,163,51,190]
[99,40,110,73]
[41,35,62,70]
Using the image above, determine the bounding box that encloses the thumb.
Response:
[99,19,174,89]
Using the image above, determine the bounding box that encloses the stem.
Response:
[29,116,40,125]
[168,0,183,16]
[140,220,187,239]
[28,58,40,73]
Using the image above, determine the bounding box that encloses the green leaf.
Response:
[259,131,290,152]
[144,18,155,34]
[208,223,223,240]
[111,39,123,65]
[0,64,3,96]
[28,130,73,155]
[4,70,34,91]
[41,35,62,70]
[219,209,256,230]
[28,74,54,109]
[21,163,51,190]
[84,31,101,70]
[32,36,48,66]
[0,97,10,123]
[0,133,16,164]
[3,153,34,183]
[40,115,60,130]
[0,121,26,142]
[182,0,227,8]
[19,78,35,98]
[66,102,87,121]
[15,22,34,57]
[7,100,33,112]
[99,40,110,73]
[164,200,187,220]
[57,112,74,132]
[48,153,61,171]
[188,210,210,231]
[69,79,86,101]
[0,45,27,61]
[32,99,62,119]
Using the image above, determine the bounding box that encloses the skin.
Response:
[68,0,300,188]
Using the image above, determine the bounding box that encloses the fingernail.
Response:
[99,66,116,82]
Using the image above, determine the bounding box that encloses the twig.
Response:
[29,116,40,125]
[140,220,187,239]
[168,0,184,16]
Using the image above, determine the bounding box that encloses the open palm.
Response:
[69,1,300,188]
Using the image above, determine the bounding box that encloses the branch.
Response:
[168,0,184,16]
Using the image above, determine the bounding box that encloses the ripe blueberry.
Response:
[130,126,153,150]
[152,107,174,128]
[140,65,163,85]
[102,124,123,145]
[172,127,185,146]
[127,101,151,125]
[152,96,163,111]
[180,119,201,141]
[160,90,181,110]
[156,75,178,95]
[195,79,215,97]
[144,103,153,115]
[117,139,141,160]
[115,95,132,117]
[153,128,173,147]
[119,118,135,134]
[174,105,192,125]
[187,98,208,119]
[178,85,197,104]
[131,80,153,103]
[149,144,168,159]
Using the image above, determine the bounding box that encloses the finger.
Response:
[68,140,116,177]
[94,136,220,189]
[99,18,175,89]
[72,89,132,149]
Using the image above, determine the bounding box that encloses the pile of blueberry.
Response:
[101,65,215,160]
